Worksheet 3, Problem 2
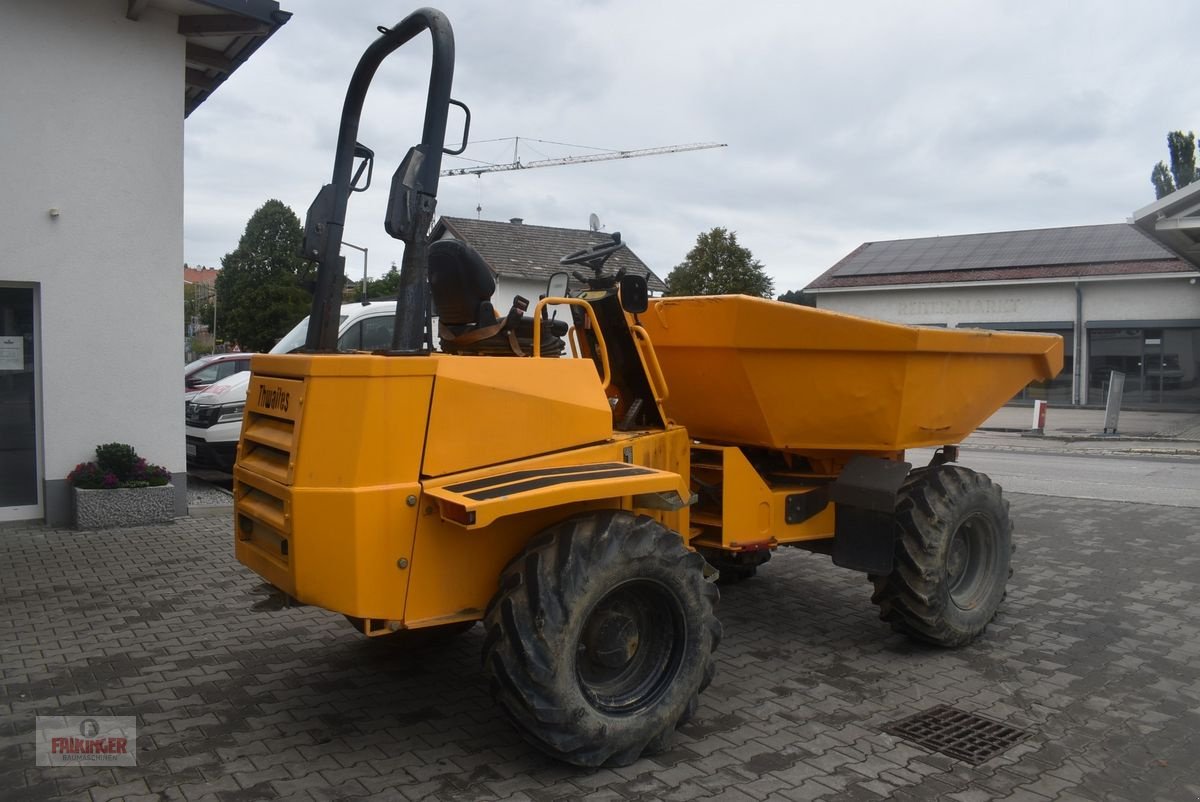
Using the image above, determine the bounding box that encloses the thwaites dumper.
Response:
[233,9,1064,768]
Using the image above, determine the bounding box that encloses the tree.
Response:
[183,280,214,334]
[365,262,401,299]
[777,289,816,307]
[1151,130,1197,199]
[665,228,774,298]
[214,200,313,351]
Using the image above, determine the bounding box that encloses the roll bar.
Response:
[301,8,458,353]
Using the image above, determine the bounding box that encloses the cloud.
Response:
[185,0,1200,293]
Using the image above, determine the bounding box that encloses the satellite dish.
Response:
[589,212,601,232]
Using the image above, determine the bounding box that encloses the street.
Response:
[911,447,1200,508]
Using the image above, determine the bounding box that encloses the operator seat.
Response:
[428,238,566,356]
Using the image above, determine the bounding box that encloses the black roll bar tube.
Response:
[303,7,455,352]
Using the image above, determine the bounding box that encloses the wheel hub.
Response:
[946,513,996,611]
[947,533,969,585]
[584,610,639,669]
[575,579,686,715]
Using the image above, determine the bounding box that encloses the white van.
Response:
[185,301,398,470]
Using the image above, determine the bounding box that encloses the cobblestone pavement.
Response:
[2,494,1198,801]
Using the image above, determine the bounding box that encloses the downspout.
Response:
[1073,281,1083,406]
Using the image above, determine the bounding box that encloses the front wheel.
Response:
[483,511,721,767]
[870,466,1012,647]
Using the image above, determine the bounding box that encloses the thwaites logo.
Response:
[257,384,290,412]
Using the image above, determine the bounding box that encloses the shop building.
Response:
[806,223,1200,410]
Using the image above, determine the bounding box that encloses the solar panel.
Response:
[845,224,1172,276]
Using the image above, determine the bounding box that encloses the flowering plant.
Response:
[68,443,171,489]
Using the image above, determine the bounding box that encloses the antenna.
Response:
[589,213,600,232]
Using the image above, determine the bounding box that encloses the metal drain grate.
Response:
[884,705,1030,765]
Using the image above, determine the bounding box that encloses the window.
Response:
[337,321,362,351]
[1016,329,1073,405]
[215,358,250,381]
[360,316,393,350]
[1088,327,1200,408]
[191,364,222,384]
[339,316,395,352]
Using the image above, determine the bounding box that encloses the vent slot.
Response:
[238,484,287,532]
[884,705,1030,765]
[243,414,295,452]
[240,407,297,485]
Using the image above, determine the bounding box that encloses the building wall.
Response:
[494,276,575,350]
[0,0,185,523]
[812,282,1074,328]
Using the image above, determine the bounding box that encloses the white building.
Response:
[806,222,1200,411]
[0,0,289,524]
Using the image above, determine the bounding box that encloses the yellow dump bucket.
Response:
[640,296,1063,454]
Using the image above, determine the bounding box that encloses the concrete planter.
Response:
[74,484,175,530]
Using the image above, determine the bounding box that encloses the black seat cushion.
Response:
[429,238,495,325]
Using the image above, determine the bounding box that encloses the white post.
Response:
[1031,399,1047,434]
[342,242,369,299]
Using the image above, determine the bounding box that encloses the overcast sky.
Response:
[184,1,1200,291]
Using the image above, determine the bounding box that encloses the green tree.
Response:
[184,280,214,333]
[365,262,401,299]
[665,228,774,298]
[214,200,313,351]
[777,289,816,307]
[1151,130,1197,199]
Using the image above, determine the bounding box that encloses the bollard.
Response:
[1031,399,1047,435]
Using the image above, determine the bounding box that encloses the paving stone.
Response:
[2,496,1199,800]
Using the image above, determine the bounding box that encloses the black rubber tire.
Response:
[698,547,771,585]
[870,465,1012,647]
[482,510,721,767]
[345,617,476,647]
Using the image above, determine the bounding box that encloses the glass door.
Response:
[0,286,40,520]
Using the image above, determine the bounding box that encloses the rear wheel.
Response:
[870,466,1012,647]
[483,510,721,767]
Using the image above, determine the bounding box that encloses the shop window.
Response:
[1088,327,1200,409]
[1011,329,1073,405]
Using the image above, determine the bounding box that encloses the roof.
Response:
[184,265,219,285]
[125,0,291,117]
[435,217,667,293]
[807,223,1196,291]
[1131,181,1200,270]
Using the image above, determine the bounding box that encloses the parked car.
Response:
[185,302,397,471]
[185,352,252,400]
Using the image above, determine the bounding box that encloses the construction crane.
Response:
[440,139,727,177]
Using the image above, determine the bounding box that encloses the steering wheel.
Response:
[559,235,626,268]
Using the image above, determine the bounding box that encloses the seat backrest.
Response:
[428,238,495,325]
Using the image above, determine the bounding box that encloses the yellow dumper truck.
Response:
[232,9,1063,767]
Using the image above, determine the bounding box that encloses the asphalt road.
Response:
[910,447,1200,509]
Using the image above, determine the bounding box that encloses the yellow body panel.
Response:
[423,460,690,529]
[404,428,692,626]
[234,350,694,626]
[690,445,835,549]
[641,296,1064,454]
[235,354,438,619]
[422,355,611,477]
